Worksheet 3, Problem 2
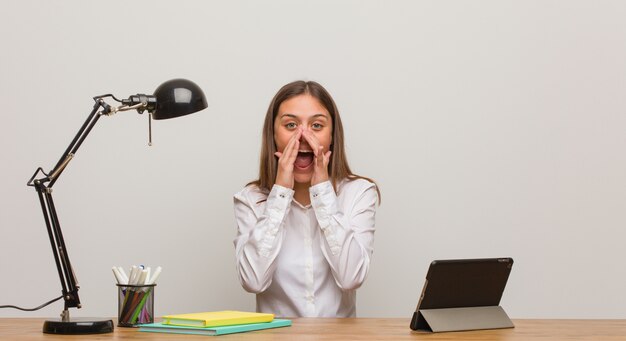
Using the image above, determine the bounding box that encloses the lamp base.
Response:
[43,318,114,334]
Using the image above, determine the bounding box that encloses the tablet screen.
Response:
[417,257,513,310]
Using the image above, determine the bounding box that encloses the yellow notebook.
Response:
[162,311,274,328]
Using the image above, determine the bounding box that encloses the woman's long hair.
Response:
[249,80,380,201]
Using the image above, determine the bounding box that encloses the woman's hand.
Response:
[302,128,332,186]
[274,128,302,189]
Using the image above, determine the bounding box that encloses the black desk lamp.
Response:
[26,79,207,334]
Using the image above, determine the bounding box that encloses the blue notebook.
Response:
[138,319,292,336]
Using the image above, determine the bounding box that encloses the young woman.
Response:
[233,80,379,318]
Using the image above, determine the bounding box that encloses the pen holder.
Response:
[117,284,156,327]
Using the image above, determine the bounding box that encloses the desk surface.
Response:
[1,318,625,340]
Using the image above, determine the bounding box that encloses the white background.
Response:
[1,1,625,319]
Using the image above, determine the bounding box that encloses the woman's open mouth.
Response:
[294,150,314,170]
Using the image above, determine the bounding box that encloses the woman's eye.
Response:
[312,123,323,130]
[286,123,297,129]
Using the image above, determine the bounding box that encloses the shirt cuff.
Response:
[268,184,294,211]
[310,181,343,255]
[309,181,336,211]
[257,184,294,257]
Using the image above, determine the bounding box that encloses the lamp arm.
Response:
[26,98,111,319]
[48,98,112,187]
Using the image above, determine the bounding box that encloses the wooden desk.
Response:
[0,318,625,340]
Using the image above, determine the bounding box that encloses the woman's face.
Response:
[274,94,333,184]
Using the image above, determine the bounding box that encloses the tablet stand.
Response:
[411,306,514,333]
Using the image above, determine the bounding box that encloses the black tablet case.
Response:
[410,257,514,332]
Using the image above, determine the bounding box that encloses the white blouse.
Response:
[233,179,377,318]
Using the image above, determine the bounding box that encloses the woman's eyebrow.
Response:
[312,114,329,120]
[279,113,298,119]
[279,113,329,120]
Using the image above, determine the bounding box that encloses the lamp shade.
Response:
[152,79,208,120]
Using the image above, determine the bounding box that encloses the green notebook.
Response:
[138,319,292,336]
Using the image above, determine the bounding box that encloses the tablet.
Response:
[410,257,514,331]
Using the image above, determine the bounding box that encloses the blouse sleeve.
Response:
[309,180,377,291]
[233,184,294,293]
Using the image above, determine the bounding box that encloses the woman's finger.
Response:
[286,129,302,158]
[324,150,332,165]
[302,129,320,153]
[286,139,300,165]
[279,129,300,162]
[274,129,301,189]
[316,145,324,167]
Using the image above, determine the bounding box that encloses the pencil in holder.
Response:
[117,284,155,327]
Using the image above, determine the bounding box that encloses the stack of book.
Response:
[138,310,291,336]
